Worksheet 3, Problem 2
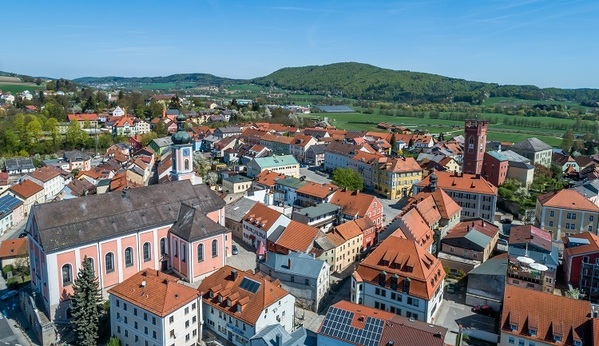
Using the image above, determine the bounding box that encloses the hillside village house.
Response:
[0,237,28,268]
[222,175,253,194]
[198,266,296,346]
[8,179,44,216]
[374,157,423,199]
[330,189,384,227]
[242,203,291,249]
[351,236,445,323]
[246,155,300,178]
[289,134,317,163]
[535,189,599,240]
[109,270,201,346]
[267,220,321,255]
[24,166,64,202]
[26,180,230,322]
[225,197,258,241]
[324,142,365,173]
[67,113,99,129]
[291,203,340,232]
[63,150,92,171]
[0,195,24,235]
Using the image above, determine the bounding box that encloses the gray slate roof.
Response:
[469,255,508,276]
[443,229,492,251]
[500,150,531,163]
[262,252,326,279]
[225,197,258,222]
[4,158,34,172]
[511,137,552,152]
[307,144,327,155]
[223,175,253,184]
[151,137,173,148]
[31,180,225,253]
[250,324,309,346]
[294,203,340,218]
[169,203,228,242]
[64,150,91,162]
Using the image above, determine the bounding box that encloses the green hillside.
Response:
[253,62,599,103]
[74,73,243,88]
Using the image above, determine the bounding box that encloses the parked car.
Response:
[446,283,456,293]
[232,245,239,255]
[472,304,495,316]
[1,290,18,301]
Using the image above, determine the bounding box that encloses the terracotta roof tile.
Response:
[509,225,552,251]
[391,208,434,249]
[501,285,592,345]
[274,220,320,253]
[356,237,444,300]
[253,170,287,188]
[0,238,28,258]
[198,265,290,326]
[108,270,199,317]
[417,171,497,195]
[335,220,364,241]
[68,113,98,121]
[30,166,60,182]
[537,189,599,212]
[244,203,284,232]
[330,190,379,218]
[9,179,43,199]
[296,181,338,199]
[563,232,599,257]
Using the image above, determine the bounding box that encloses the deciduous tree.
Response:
[332,168,363,191]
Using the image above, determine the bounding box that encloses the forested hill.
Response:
[74,73,242,86]
[252,62,599,103]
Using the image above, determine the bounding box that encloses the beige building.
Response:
[315,220,363,273]
[535,189,599,240]
[222,175,253,194]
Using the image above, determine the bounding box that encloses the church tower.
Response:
[170,112,195,182]
[462,119,488,175]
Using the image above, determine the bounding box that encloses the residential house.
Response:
[553,151,580,173]
[223,175,253,194]
[67,113,98,129]
[465,254,507,311]
[0,172,9,196]
[350,236,445,323]
[0,195,24,234]
[77,167,116,186]
[374,156,423,199]
[4,158,35,175]
[213,126,242,139]
[535,189,599,240]
[252,170,287,192]
[323,141,362,173]
[225,197,258,240]
[9,179,44,215]
[570,180,599,207]
[240,128,270,146]
[295,181,338,208]
[499,285,594,346]
[510,137,553,167]
[330,189,384,227]
[112,117,136,136]
[274,176,307,207]
[267,220,321,255]
[349,151,386,191]
[149,137,174,158]
[63,178,96,198]
[500,149,535,187]
[198,265,296,346]
[24,167,63,201]
[482,151,509,187]
[318,301,448,346]
[26,180,229,322]
[259,134,293,155]
[256,252,329,312]
[247,155,299,178]
[250,321,310,346]
[562,232,599,303]
[305,144,326,166]
[438,218,499,274]
[314,221,363,273]
[289,134,317,163]
[63,150,91,171]
[291,203,340,232]
[242,203,291,248]
[0,238,28,268]
[385,208,435,254]
[507,225,559,293]
[109,270,201,346]
[213,136,239,158]
[416,171,497,222]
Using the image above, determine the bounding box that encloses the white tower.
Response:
[169,112,195,182]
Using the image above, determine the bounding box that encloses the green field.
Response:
[135,82,198,90]
[302,112,566,147]
[0,82,44,93]
[484,96,588,110]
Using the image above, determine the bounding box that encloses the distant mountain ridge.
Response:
[74,73,242,86]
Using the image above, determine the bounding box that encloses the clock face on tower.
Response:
[183,148,190,157]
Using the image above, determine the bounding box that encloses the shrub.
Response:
[2,265,13,278]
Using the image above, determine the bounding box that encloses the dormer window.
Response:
[554,336,562,343]
[529,328,536,336]
[217,295,223,303]
[574,340,582,346]
[510,324,518,331]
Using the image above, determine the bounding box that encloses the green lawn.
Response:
[302,111,567,147]
[0,82,44,93]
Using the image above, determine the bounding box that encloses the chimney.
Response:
[231,269,238,281]
[275,333,283,346]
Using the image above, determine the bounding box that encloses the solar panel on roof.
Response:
[239,277,261,293]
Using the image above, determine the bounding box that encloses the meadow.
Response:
[302,111,569,147]
[0,82,44,93]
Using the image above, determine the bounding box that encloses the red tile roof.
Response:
[501,285,593,345]
[537,189,599,212]
[562,232,599,257]
[253,170,287,188]
[380,157,422,173]
[68,113,98,121]
[30,166,60,182]
[417,171,497,195]
[509,225,552,251]
[9,179,43,199]
[244,203,285,232]
[380,314,447,346]
[404,194,441,227]
[274,220,320,253]
[198,265,290,326]
[330,190,379,219]
[0,238,28,258]
[335,220,364,241]
[108,270,199,317]
[391,208,434,249]
[356,237,445,300]
[296,181,338,199]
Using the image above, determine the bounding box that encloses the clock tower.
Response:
[170,112,195,182]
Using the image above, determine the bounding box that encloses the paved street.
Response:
[225,238,258,273]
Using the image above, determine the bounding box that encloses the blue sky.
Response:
[2,0,598,88]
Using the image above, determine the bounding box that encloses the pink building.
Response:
[27,180,230,322]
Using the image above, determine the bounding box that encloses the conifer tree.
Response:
[71,256,102,346]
